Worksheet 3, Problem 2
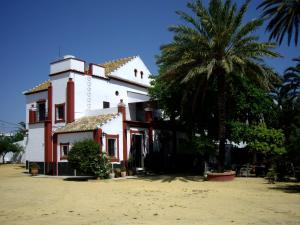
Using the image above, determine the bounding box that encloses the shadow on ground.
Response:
[268,184,300,193]
[137,174,204,183]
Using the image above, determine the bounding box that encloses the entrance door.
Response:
[132,134,143,168]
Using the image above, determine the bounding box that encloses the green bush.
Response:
[68,140,111,179]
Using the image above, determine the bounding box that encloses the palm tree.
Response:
[157,0,280,171]
[258,0,300,46]
[283,57,300,100]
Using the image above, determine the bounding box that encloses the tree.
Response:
[68,140,111,178]
[258,0,300,46]
[283,57,300,99]
[156,0,279,171]
[0,136,23,163]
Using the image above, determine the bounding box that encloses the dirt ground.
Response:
[0,164,299,225]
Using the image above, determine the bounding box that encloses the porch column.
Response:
[145,106,153,153]
[118,100,127,161]
[94,128,102,152]
[66,78,75,123]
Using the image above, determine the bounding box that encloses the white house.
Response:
[23,55,156,175]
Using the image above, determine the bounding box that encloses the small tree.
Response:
[0,136,23,163]
[68,140,111,178]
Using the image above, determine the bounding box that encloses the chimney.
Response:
[118,99,126,121]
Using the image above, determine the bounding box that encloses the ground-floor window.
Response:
[106,134,119,161]
[60,143,69,160]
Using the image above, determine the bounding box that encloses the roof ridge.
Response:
[55,113,119,133]
[99,56,137,75]
[23,80,50,95]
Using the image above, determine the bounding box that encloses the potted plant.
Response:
[109,168,115,179]
[30,163,39,176]
[121,166,127,177]
[127,156,134,176]
[114,168,121,178]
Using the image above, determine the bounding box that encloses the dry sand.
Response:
[0,164,299,225]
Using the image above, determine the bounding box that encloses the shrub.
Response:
[68,140,111,179]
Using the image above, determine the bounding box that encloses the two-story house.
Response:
[23,55,155,175]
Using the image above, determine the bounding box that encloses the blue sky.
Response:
[0,0,299,132]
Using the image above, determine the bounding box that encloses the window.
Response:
[37,100,46,122]
[60,143,69,160]
[55,103,65,123]
[134,69,137,77]
[103,101,110,109]
[115,91,119,96]
[108,139,116,156]
[106,134,119,161]
[140,71,144,79]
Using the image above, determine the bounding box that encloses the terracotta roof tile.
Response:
[55,114,118,133]
[100,56,136,75]
[23,80,50,95]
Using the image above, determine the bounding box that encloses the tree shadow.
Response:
[137,174,204,183]
[268,184,300,194]
[63,177,91,182]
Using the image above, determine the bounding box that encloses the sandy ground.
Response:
[0,164,300,225]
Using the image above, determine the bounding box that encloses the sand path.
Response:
[0,164,299,225]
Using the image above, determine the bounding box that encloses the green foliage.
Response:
[227,76,278,125]
[148,75,183,119]
[68,140,111,178]
[191,135,216,157]
[229,122,285,155]
[247,123,285,155]
[0,136,23,163]
[258,0,300,45]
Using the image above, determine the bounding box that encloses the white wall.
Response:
[50,58,84,74]
[25,123,45,162]
[101,115,123,160]
[111,56,151,86]
[57,131,94,162]
[73,73,89,119]
[51,73,69,126]
[25,91,48,129]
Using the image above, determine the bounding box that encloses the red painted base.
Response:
[207,171,236,181]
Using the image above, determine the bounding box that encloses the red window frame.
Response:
[55,103,65,123]
[106,134,119,162]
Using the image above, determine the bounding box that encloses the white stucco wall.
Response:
[89,77,148,112]
[25,91,48,129]
[73,73,89,119]
[111,56,151,86]
[50,58,84,74]
[25,123,45,162]
[101,114,123,161]
[51,73,69,127]
[57,131,94,162]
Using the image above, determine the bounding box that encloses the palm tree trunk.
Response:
[217,72,226,172]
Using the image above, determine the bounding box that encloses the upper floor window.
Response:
[37,100,46,122]
[134,69,137,77]
[103,101,110,109]
[140,71,144,79]
[55,103,65,123]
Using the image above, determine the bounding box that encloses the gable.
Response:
[107,56,151,87]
